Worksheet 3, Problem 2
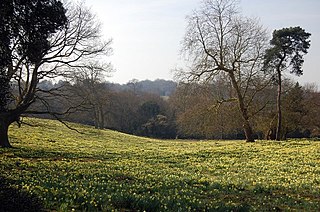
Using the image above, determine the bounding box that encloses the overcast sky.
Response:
[86,0,320,86]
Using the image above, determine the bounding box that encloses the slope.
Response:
[0,118,319,211]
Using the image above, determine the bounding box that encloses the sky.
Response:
[86,0,320,86]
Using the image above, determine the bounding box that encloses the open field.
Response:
[1,118,320,211]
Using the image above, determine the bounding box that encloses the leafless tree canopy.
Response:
[182,0,268,80]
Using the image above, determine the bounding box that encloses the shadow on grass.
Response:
[109,180,320,212]
[0,176,44,212]
[4,146,122,162]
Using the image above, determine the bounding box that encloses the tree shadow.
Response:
[0,176,44,212]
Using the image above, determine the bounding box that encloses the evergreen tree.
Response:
[264,26,311,140]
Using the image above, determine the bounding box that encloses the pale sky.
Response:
[86,0,320,86]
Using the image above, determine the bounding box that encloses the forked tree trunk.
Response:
[0,120,12,148]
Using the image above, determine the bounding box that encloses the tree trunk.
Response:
[98,105,104,130]
[94,106,99,129]
[229,72,255,142]
[266,128,276,140]
[0,120,12,148]
[276,70,282,141]
[94,105,104,130]
[243,120,255,142]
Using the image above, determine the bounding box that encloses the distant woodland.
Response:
[28,78,320,140]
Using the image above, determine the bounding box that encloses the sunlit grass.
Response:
[1,118,319,211]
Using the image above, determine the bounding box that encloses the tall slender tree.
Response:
[264,26,311,140]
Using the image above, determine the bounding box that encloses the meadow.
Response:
[0,118,319,211]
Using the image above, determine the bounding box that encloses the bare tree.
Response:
[0,1,112,147]
[178,0,270,142]
[71,61,113,129]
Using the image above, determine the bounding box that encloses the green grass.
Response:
[1,118,320,211]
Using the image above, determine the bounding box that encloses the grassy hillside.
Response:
[1,118,319,211]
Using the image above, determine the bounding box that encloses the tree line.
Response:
[29,78,320,141]
[30,79,178,139]
[172,80,320,140]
